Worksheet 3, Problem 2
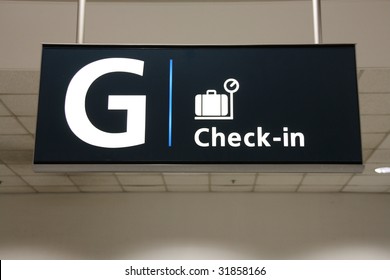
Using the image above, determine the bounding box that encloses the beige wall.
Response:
[1,193,390,259]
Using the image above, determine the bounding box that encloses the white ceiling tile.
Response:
[0,95,38,116]
[359,94,390,115]
[34,186,80,193]
[164,173,208,185]
[8,164,35,176]
[301,174,352,186]
[0,101,11,116]
[117,173,164,185]
[362,163,390,175]
[0,151,33,164]
[359,69,390,92]
[362,149,373,161]
[22,175,74,186]
[69,175,119,186]
[256,172,305,176]
[0,175,27,186]
[211,185,253,192]
[0,164,15,175]
[0,70,39,94]
[361,133,386,149]
[123,186,166,192]
[67,172,115,176]
[0,135,34,150]
[348,175,390,186]
[256,174,303,185]
[18,116,36,134]
[367,149,390,163]
[298,186,343,193]
[378,134,390,149]
[79,186,123,192]
[211,173,256,185]
[254,185,296,192]
[343,186,390,193]
[0,186,35,193]
[360,115,390,133]
[167,185,209,192]
[0,117,28,134]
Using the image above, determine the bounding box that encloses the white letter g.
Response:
[64,58,146,148]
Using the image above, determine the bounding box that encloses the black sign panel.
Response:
[34,44,362,172]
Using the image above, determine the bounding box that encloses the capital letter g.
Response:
[64,58,146,148]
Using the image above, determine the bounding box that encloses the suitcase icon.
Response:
[194,78,239,120]
[195,90,229,117]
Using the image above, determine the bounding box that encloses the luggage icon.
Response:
[194,78,239,120]
[195,90,229,117]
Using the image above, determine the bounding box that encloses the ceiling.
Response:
[0,0,389,194]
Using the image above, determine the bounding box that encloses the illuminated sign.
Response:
[34,44,362,172]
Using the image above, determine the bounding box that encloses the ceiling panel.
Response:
[0,71,39,94]
[254,186,297,192]
[347,175,390,186]
[167,185,209,192]
[22,175,75,186]
[361,133,386,149]
[33,185,80,193]
[18,117,37,134]
[69,175,120,186]
[79,185,123,192]
[358,69,390,93]
[301,174,352,186]
[0,164,15,176]
[0,117,28,135]
[0,175,28,187]
[343,186,390,193]
[0,150,33,164]
[0,186,35,193]
[0,95,38,116]
[379,135,390,149]
[256,174,303,186]
[211,173,256,186]
[164,173,209,186]
[123,185,166,192]
[367,149,390,164]
[211,185,253,192]
[0,102,11,116]
[0,135,34,150]
[117,174,165,186]
[360,116,390,133]
[359,94,390,115]
[298,186,344,193]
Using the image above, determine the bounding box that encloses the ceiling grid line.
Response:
[250,173,259,192]
[0,98,30,136]
[161,173,169,192]
[67,175,83,193]
[339,173,356,193]
[294,173,307,193]
[114,173,127,192]
[207,173,213,192]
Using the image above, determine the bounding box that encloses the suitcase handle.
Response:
[206,90,217,95]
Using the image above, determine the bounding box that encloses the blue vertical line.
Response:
[168,59,173,147]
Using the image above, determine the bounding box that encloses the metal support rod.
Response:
[75,1,322,45]
[76,0,86,44]
[312,0,323,44]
